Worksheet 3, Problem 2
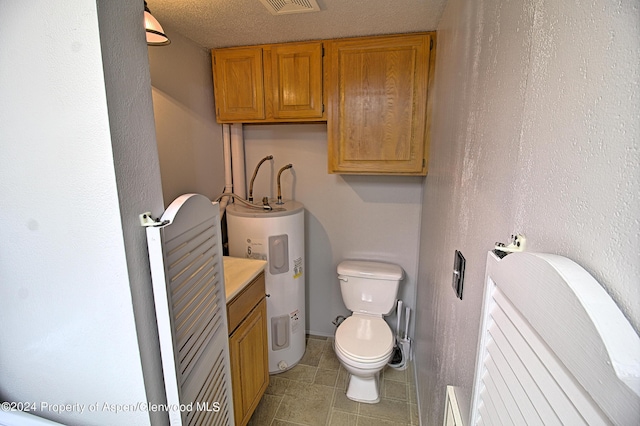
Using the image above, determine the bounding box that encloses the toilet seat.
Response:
[335,315,394,362]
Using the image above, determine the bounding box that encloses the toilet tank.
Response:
[338,260,404,315]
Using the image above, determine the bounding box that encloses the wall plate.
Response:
[452,250,465,299]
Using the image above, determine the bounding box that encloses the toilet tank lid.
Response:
[338,260,404,280]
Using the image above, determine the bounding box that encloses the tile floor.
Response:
[248,335,418,426]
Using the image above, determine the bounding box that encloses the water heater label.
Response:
[245,238,267,261]
[293,257,303,279]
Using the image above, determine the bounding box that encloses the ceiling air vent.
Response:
[259,0,321,15]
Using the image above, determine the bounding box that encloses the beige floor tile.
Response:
[322,338,335,356]
[355,414,409,426]
[324,337,333,351]
[332,388,359,414]
[408,383,417,405]
[272,420,308,426]
[409,403,419,425]
[358,396,409,424]
[314,368,338,387]
[329,409,357,426]
[274,381,334,425]
[249,357,418,426]
[336,367,349,391]
[318,347,341,371]
[247,393,282,426]
[277,363,317,383]
[299,338,326,367]
[382,366,407,383]
[266,375,291,396]
[383,379,408,400]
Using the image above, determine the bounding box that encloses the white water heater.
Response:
[226,200,305,373]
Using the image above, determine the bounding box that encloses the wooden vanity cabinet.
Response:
[212,42,324,123]
[227,271,268,426]
[326,33,436,175]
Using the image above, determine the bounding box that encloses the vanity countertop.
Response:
[223,256,267,302]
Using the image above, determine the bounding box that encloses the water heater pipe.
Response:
[218,124,233,212]
[248,155,273,202]
[276,164,293,204]
[230,124,246,199]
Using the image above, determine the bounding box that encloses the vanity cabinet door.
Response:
[226,271,268,426]
[327,33,434,175]
[229,298,268,426]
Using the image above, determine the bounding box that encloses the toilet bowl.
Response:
[334,313,395,402]
[333,260,404,403]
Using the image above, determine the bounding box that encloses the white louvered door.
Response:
[470,251,640,426]
[146,194,234,426]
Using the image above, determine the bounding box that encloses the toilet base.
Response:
[346,372,381,403]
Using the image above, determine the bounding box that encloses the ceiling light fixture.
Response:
[144,1,170,46]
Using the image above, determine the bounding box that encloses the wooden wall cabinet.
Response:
[212,47,265,122]
[211,33,436,175]
[212,42,324,123]
[227,272,268,426]
[326,33,436,175]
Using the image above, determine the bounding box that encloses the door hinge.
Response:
[430,39,434,50]
[139,212,169,227]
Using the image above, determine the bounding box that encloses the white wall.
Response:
[242,124,423,336]
[148,28,225,207]
[415,0,640,424]
[0,1,165,425]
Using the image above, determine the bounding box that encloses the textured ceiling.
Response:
[146,0,448,49]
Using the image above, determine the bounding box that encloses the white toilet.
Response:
[333,260,404,403]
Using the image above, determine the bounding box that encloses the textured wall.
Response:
[97,0,168,424]
[242,124,423,337]
[148,28,225,207]
[0,1,164,424]
[415,0,640,424]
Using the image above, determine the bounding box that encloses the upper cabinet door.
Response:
[213,47,265,121]
[212,42,325,123]
[327,33,434,175]
[270,42,324,119]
